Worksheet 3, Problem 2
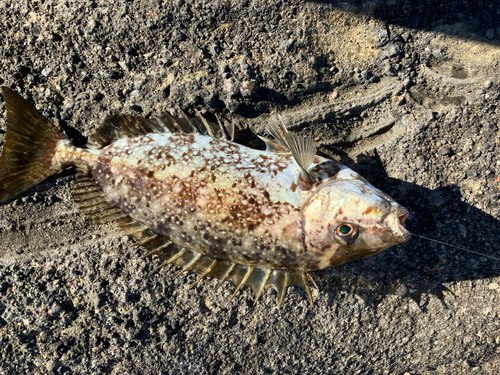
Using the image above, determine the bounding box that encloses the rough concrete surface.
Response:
[0,1,499,374]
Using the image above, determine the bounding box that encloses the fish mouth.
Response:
[397,207,409,226]
[392,207,410,244]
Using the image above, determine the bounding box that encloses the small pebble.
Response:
[396,284,408,297]
[439,147,452,157]
[41,67,52,77]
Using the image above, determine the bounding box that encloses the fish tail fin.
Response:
[0,87,70,202]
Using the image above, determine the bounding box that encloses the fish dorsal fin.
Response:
[87,111,228,149]
[268,115,316,189]
[216,114,235,141]
[87,115,171,149]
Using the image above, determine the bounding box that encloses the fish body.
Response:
[0,88,409,305]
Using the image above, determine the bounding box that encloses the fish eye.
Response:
[332,223,359,246]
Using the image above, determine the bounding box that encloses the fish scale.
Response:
[0,87,410,307]
[92,133,310,270]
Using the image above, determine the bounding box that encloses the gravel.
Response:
[0,0,499,374]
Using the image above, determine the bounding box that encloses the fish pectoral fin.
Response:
[257,135,290,153]
[283,131,316,174]
[268,114,316,190]
[267,115,290,150]
[284,131,316,190]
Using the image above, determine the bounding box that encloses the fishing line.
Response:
[410,232,500,261]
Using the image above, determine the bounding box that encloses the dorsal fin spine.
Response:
[87,111,223,148]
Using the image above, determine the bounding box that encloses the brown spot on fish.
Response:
[362,206,375,215]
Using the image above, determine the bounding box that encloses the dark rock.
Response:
[103,70,121,79]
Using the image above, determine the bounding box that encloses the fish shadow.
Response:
[311,0,499,46]
[314,151,500,309]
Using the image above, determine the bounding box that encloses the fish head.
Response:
[301,170,409,270]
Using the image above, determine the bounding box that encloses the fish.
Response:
[0,87,410,307]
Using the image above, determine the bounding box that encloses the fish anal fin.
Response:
[246,266,272,302]
[154,251,317,306]
[266,269,289,308]
[263,269,316,307]
[72,170,125,224]
[137,234,171,250]
[287,270,314,305]
[214,262,237,290]
[227,265,254,302]
[173,252,203,279]
[190,258,218,287]
[72,171,159,251]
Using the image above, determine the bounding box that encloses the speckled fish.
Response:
[0,87,409,306]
